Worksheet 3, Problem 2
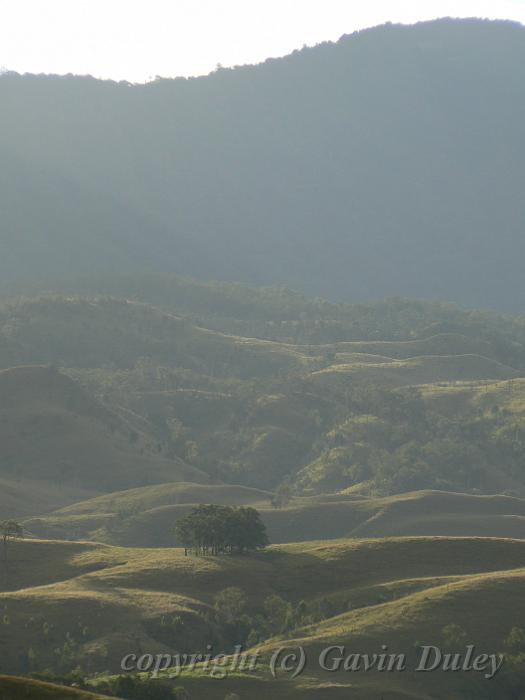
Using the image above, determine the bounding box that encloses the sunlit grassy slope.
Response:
[1,535,525,683]
[2,537,524,699]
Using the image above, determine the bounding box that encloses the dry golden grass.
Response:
[1,535,525,679]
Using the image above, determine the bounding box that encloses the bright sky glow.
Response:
[0,0,524,82]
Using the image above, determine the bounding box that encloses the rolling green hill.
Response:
[252,567,525,699]
[1,536,525,698]
[22,487,525,546]
[3,293,525,496]
[3,16,525,700]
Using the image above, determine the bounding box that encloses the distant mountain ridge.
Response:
[1,18,524,310]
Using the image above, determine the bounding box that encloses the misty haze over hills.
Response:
[1,17,524,309]
[5,16,525,698]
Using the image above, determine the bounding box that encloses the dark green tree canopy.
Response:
[1,520,24,544]
[175,504,268,555]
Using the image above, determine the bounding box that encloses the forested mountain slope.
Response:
[1,19,524,309]
[3,292,525,500]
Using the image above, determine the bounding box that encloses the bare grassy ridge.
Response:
[330,333,497,359]
[56,483,273,515]
[0,477,98,519]
[0,365,206,500]
[312,354,520,389]
[23,487,525,546]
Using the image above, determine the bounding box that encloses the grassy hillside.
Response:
[23,487,525,546]
[350,490,525,539]
[331,333,497,358]
[1,536,525,698]
[251,568,525,699]
[3,293,525,504]
[0,365,205,501]
[9,273,525,364]
[56,483,273,515]
[0,296,318,378]
[22,483,274,544]
[0,477,97,519]
[311,353,519,389]
[3,18,525,700]
[2,294,525,496]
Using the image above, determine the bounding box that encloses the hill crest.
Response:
[1,19,525,310]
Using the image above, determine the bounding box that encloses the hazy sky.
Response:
[1,0,524,82]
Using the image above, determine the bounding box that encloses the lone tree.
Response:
[1,520,24,583]
[272,483,293,509]
[175,505,268,556]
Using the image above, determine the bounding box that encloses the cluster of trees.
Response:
[271,483,293,508]
[1,519,23,546]
[1,520,23,582]
[174,505,268,556]
[211,587,310,650]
